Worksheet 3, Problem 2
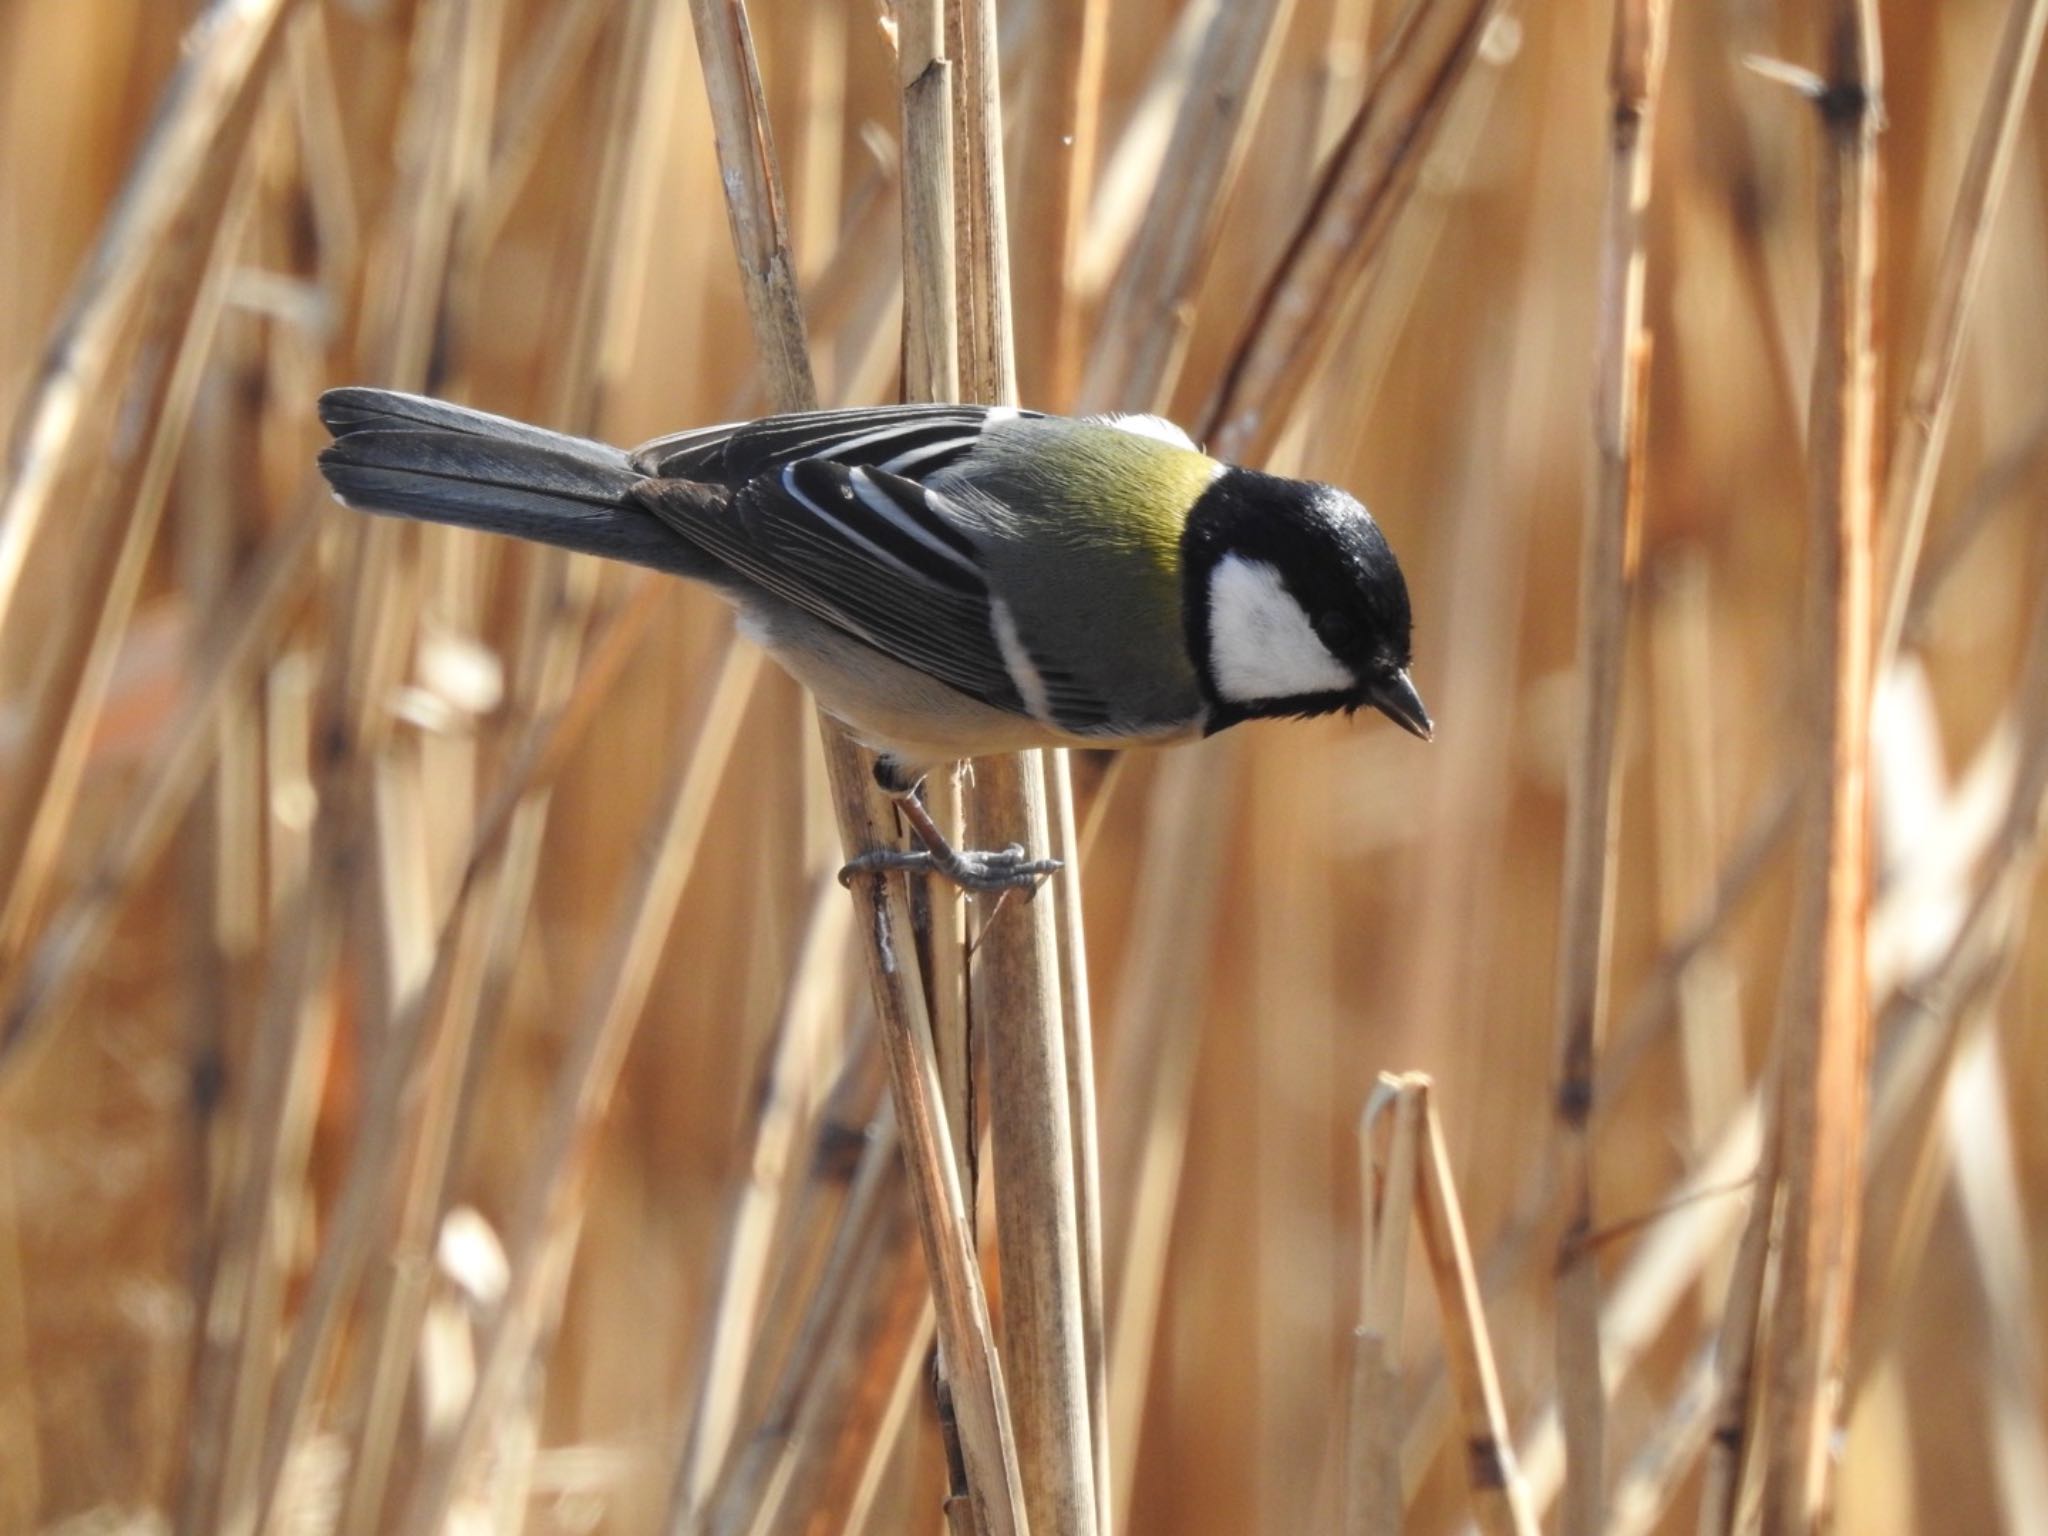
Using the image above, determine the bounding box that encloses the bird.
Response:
[314,388,1431,889]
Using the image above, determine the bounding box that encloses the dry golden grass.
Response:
[4,0,2048,1533]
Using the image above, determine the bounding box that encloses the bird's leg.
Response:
[838,758,1063,893]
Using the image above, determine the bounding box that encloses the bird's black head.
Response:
[1180,466,1431,739]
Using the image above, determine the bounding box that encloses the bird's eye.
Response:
[1314,611,1356,650]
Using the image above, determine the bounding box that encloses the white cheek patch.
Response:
[1206,555,1356,704]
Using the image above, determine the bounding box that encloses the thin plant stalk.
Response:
[1201,0,1509,460]
[667,876,855,1526]
[0,0,303,643]
[1412,1080,1539,1536]
[687,1,1029,1528]
[1345,1076,1422,1536]
[1760,5,1883,1528]
[944,1,1099,1530]
[1550,2,1670,1529]
[395,635,763,1536]
[1875,0,2048,668]
[1078,0,1297,414]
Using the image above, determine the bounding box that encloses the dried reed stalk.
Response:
[0,506,318,1083]
[691,1052,922,1535]
[0,0,301,642]
[397,634,764,1536]
[323,6,691,1525]
[1201,0,1507,460]
[1410,1078,1539,1536]
[687,2,1027,1529]
[1345,1076,1422,1536]
[1013,0,1104,407]
[1875,0,2048,667]
[1102,746,1238,1531]
[895,0,977,1276]
[945,0,1013,406]
[932,4,1101,1531]
[1759,5,1883,1529]
[1044,749,1110,1536]
[0,142,253,975]
[1548,3,1669,1529]
[1697,1117,1777,1535]
[1078,0,1298,412]
[1500,564,2048,1531]
[668,877,856,1524]
[900,0,961,407]
[729,1125,934,1536]
[193,2,504,1515]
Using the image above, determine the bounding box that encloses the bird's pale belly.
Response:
[737,602,1197,773]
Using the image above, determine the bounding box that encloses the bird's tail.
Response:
[315,387,709,575]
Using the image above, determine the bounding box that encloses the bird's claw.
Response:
[838,841,1062,893]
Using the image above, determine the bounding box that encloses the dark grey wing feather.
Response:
[633,404,1040,484]
[634,458,1116,728]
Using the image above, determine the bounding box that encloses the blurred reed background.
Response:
[3,0,2046,1533]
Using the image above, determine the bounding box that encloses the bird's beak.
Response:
[1370,669,1433,741]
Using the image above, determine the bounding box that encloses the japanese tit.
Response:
[316,389,1430,884]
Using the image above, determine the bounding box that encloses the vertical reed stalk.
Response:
[1413,1081,1539,1536]
[946,0,1098,1525]
[1345,1077,1422,1536]
[1551,3,1669,1530]
[1761,5,1882,1529]
[688,2,1028,1529]
[1875,0,2048,667]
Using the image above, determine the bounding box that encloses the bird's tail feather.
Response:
[315,387,713,576]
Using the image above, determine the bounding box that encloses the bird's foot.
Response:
[839,841,1062,893]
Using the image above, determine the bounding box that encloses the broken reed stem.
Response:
[1760,5,1883,1530]
[1200,0,1507,460]
[687,2,1029,1531]
[1411,1079,1540,1536]
[1875,0,2048,668]
[939,2,1100,1532]
[1346,1076,1423,1536]
[1551,3,1669,1530]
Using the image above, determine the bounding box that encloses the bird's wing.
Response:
[633,404,1044,484]
[633,456,1119,731]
